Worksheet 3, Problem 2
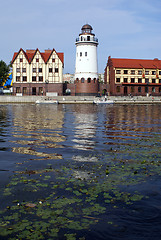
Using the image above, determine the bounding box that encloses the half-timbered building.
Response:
[11,48,64,96]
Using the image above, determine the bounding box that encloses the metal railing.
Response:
[76,37,98,42]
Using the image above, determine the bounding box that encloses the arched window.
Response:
[81,78,85,83]
[76,78,79,83]
[87,78,91,83]
[93,78,96,83]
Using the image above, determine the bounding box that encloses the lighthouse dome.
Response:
[81,24,93,34]
[81,24,93,31]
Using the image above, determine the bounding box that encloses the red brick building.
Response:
[104,56,161,96]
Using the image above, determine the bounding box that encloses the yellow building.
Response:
[11,48,64,96]
[104,57,161,96]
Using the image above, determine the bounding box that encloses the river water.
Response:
[0,103,161,239]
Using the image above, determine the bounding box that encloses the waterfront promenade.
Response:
[0,95,161,104]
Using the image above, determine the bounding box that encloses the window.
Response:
[16,76,20,82]
[93,78,96,83]
[39,68,42,73]
[138,87,142,93]
[16,87,21,93]
[152,87,155,92]
[152,71,156,75]
[20,58,23,62]
[23,76,27,82]
[39,76,43,82]
[49,68,52,73]
[116,86,120,92]
[32,87,36,95]
[33,68,36,73]
[76,78,79,83]
[36,58,39,62]
[124,70,128,74]
[116,78,120,83]
[87,36,90,41]
[152,79,156,83]
[23,87,27,94]
[159,71,161,75]
[138,70,142,75]
[87,78,91,83]
[159,87,161,93]
[116,70,121,74]
[81,78,85,83]
[32,76,36,82]
[145,78,149,83]
[159,79,161,83]
[138,78,142,83]
[80,52,82,57]
[131,78,135,83]
[85,52,87,57]
[16,68,20,72]
[39,87,43,95]
[22,68,26,73]
[124,78,128,83]
[145,70,149,75]
[131,70,135,75]
[145,86,148,93]
[55,68,59,73]
[52,58,55,62]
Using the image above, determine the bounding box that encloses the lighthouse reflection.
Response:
[72,105,97,151]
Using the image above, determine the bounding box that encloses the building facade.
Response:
[104,56,161,96]
[12,48,64,96]
[74,24,99,96]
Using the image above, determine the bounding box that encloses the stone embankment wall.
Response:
[0,95,161,104]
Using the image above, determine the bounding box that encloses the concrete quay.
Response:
[0,95,161,104]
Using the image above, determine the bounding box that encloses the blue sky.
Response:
[1,0,161,73]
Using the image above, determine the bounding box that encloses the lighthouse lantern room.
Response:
[75,24,99,96]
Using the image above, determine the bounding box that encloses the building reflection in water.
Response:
[72,105,97,150]
[69,104,99,180]
[11,104,65,160]
[102,105,161,147]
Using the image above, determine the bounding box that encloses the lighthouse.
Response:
[75,24,99,96]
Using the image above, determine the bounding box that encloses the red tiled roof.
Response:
[57,53,64,65]
[109,57,161,69]
[11,48,64,65]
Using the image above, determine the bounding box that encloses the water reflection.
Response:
[1,104,161,239]
[72,105,97,150]
[11,104,65,160]
[102,105,161,147]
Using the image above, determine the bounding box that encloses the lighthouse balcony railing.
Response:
[76,37,98,42]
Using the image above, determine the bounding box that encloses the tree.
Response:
[0,60,10,86]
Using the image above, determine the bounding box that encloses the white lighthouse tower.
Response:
[75,24,99,96]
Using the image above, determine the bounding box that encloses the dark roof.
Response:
[81,24,93,31]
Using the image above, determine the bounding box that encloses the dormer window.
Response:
[87,36,90,41]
